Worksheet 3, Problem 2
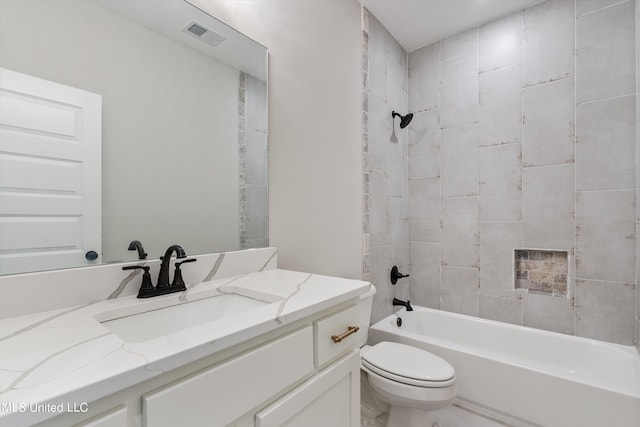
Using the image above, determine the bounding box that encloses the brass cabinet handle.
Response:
[331,325,359,343]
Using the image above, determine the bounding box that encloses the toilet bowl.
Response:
[357,287,456,427]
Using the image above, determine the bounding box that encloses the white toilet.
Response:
[357,286,456,427]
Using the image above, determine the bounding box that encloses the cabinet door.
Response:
[256,350,360,427]
[75,407,126,427]
[143,327,313,427]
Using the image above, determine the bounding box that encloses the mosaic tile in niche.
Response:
[515,249,568,296]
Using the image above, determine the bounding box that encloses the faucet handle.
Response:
[123,265,155,298]
[171,258,197,291]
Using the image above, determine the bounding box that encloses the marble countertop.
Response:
[0,269,370,426]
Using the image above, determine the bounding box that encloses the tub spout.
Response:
[392,297,413,311]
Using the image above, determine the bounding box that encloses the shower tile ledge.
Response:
[0,269,370,427]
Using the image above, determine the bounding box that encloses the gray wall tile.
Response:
[478,65,523,147]
[577,0,631,17]
[479,294,523,325]
[409,109,440,179]
[442,124,479,197]
[441,53,478,128]
[409,242,441,308]
[369,170,389,248]
[523,292,574,334]
[576,95,636,191]
[409,177,441,242]
[441,27,478,62]
[479,221,523,297]
[370,245,392,323]
[575,279,636,344]
[523,0,575,86]
[523,164,575,249]
[479,12,523,73]
[576,0,636,103]
[441,266,479,315]
[442,196,479,267]
[523,77,575,167]
[576,190,636,283]
[479,143,523,221]
[409,42,440,113]
[389,197,408,267]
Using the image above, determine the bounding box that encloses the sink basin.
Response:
[100,293,271,343]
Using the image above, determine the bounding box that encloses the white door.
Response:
[0,67,102,275]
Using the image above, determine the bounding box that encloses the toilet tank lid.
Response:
[362,342,455,383]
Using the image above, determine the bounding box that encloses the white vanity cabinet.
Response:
[255,350,360,427]
[32,302,364,427]
[142,327,314,427]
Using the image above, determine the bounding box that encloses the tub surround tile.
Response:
[523,0,575,86]
[441,266,479,316]
[576,95,636,191]
[575,279,636,345]
[577,0,632,16]
[441,53,479,128]
[479,143,523,221]
[523,164,575,250]
[478,65,522,147]
[576,190,635,283]
[479,295,523,326]
[442,196,480,268]
[523,292,574,334]
[389,197,409,268]
[441,28,478,62]
[441,124,479,197]
[576,0,636,103]
[479,12,523,73]
[0,269,370,426]
[522,77,575,167]
[409,242,441,309]
[408,42,440,113]
[408,109,440,179]
[479,221,523,298]
[369,170,389,248]
[636,318,640,354]
[370,246,393,324]
[409,177,441,243]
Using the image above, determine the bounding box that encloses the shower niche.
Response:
[514,249,569,297]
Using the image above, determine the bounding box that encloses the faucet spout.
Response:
[128,240,147,260]
[392,297,414,312]
[157,244,186,288]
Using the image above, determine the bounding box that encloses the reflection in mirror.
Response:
[0,0,268,275]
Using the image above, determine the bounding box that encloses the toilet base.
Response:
[386,406,432,427]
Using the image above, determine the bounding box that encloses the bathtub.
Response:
[367,306,640,427]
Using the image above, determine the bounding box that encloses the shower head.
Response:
[392,111,413,129]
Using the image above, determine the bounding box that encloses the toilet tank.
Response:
[356,284,376,348]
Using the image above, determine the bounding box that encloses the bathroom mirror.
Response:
[0,0,268,275]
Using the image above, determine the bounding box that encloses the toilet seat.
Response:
[362,342,455,388]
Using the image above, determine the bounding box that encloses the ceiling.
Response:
[360,0,544,52]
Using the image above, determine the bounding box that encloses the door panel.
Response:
[0,67,101,274]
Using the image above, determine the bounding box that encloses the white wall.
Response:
[189,0,364,279]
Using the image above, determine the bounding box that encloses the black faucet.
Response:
[157,244,187,289]
[122,244,196,298]
[393,298,414,311]
[128,240,147,260]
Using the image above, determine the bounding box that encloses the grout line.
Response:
[576,0,631,18]
[576,92,636,106]
[573,0,578,334]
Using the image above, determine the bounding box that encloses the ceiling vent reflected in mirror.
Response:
[183,21,226,47]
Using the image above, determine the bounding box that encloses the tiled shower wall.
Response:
[239,72,269,249]
[362,9,410,323]
[407,0,637,345]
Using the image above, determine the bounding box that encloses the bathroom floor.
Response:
[361,404,508,427]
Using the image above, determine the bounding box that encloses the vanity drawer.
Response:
[313,305,360,367]
[142,326,313,427]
